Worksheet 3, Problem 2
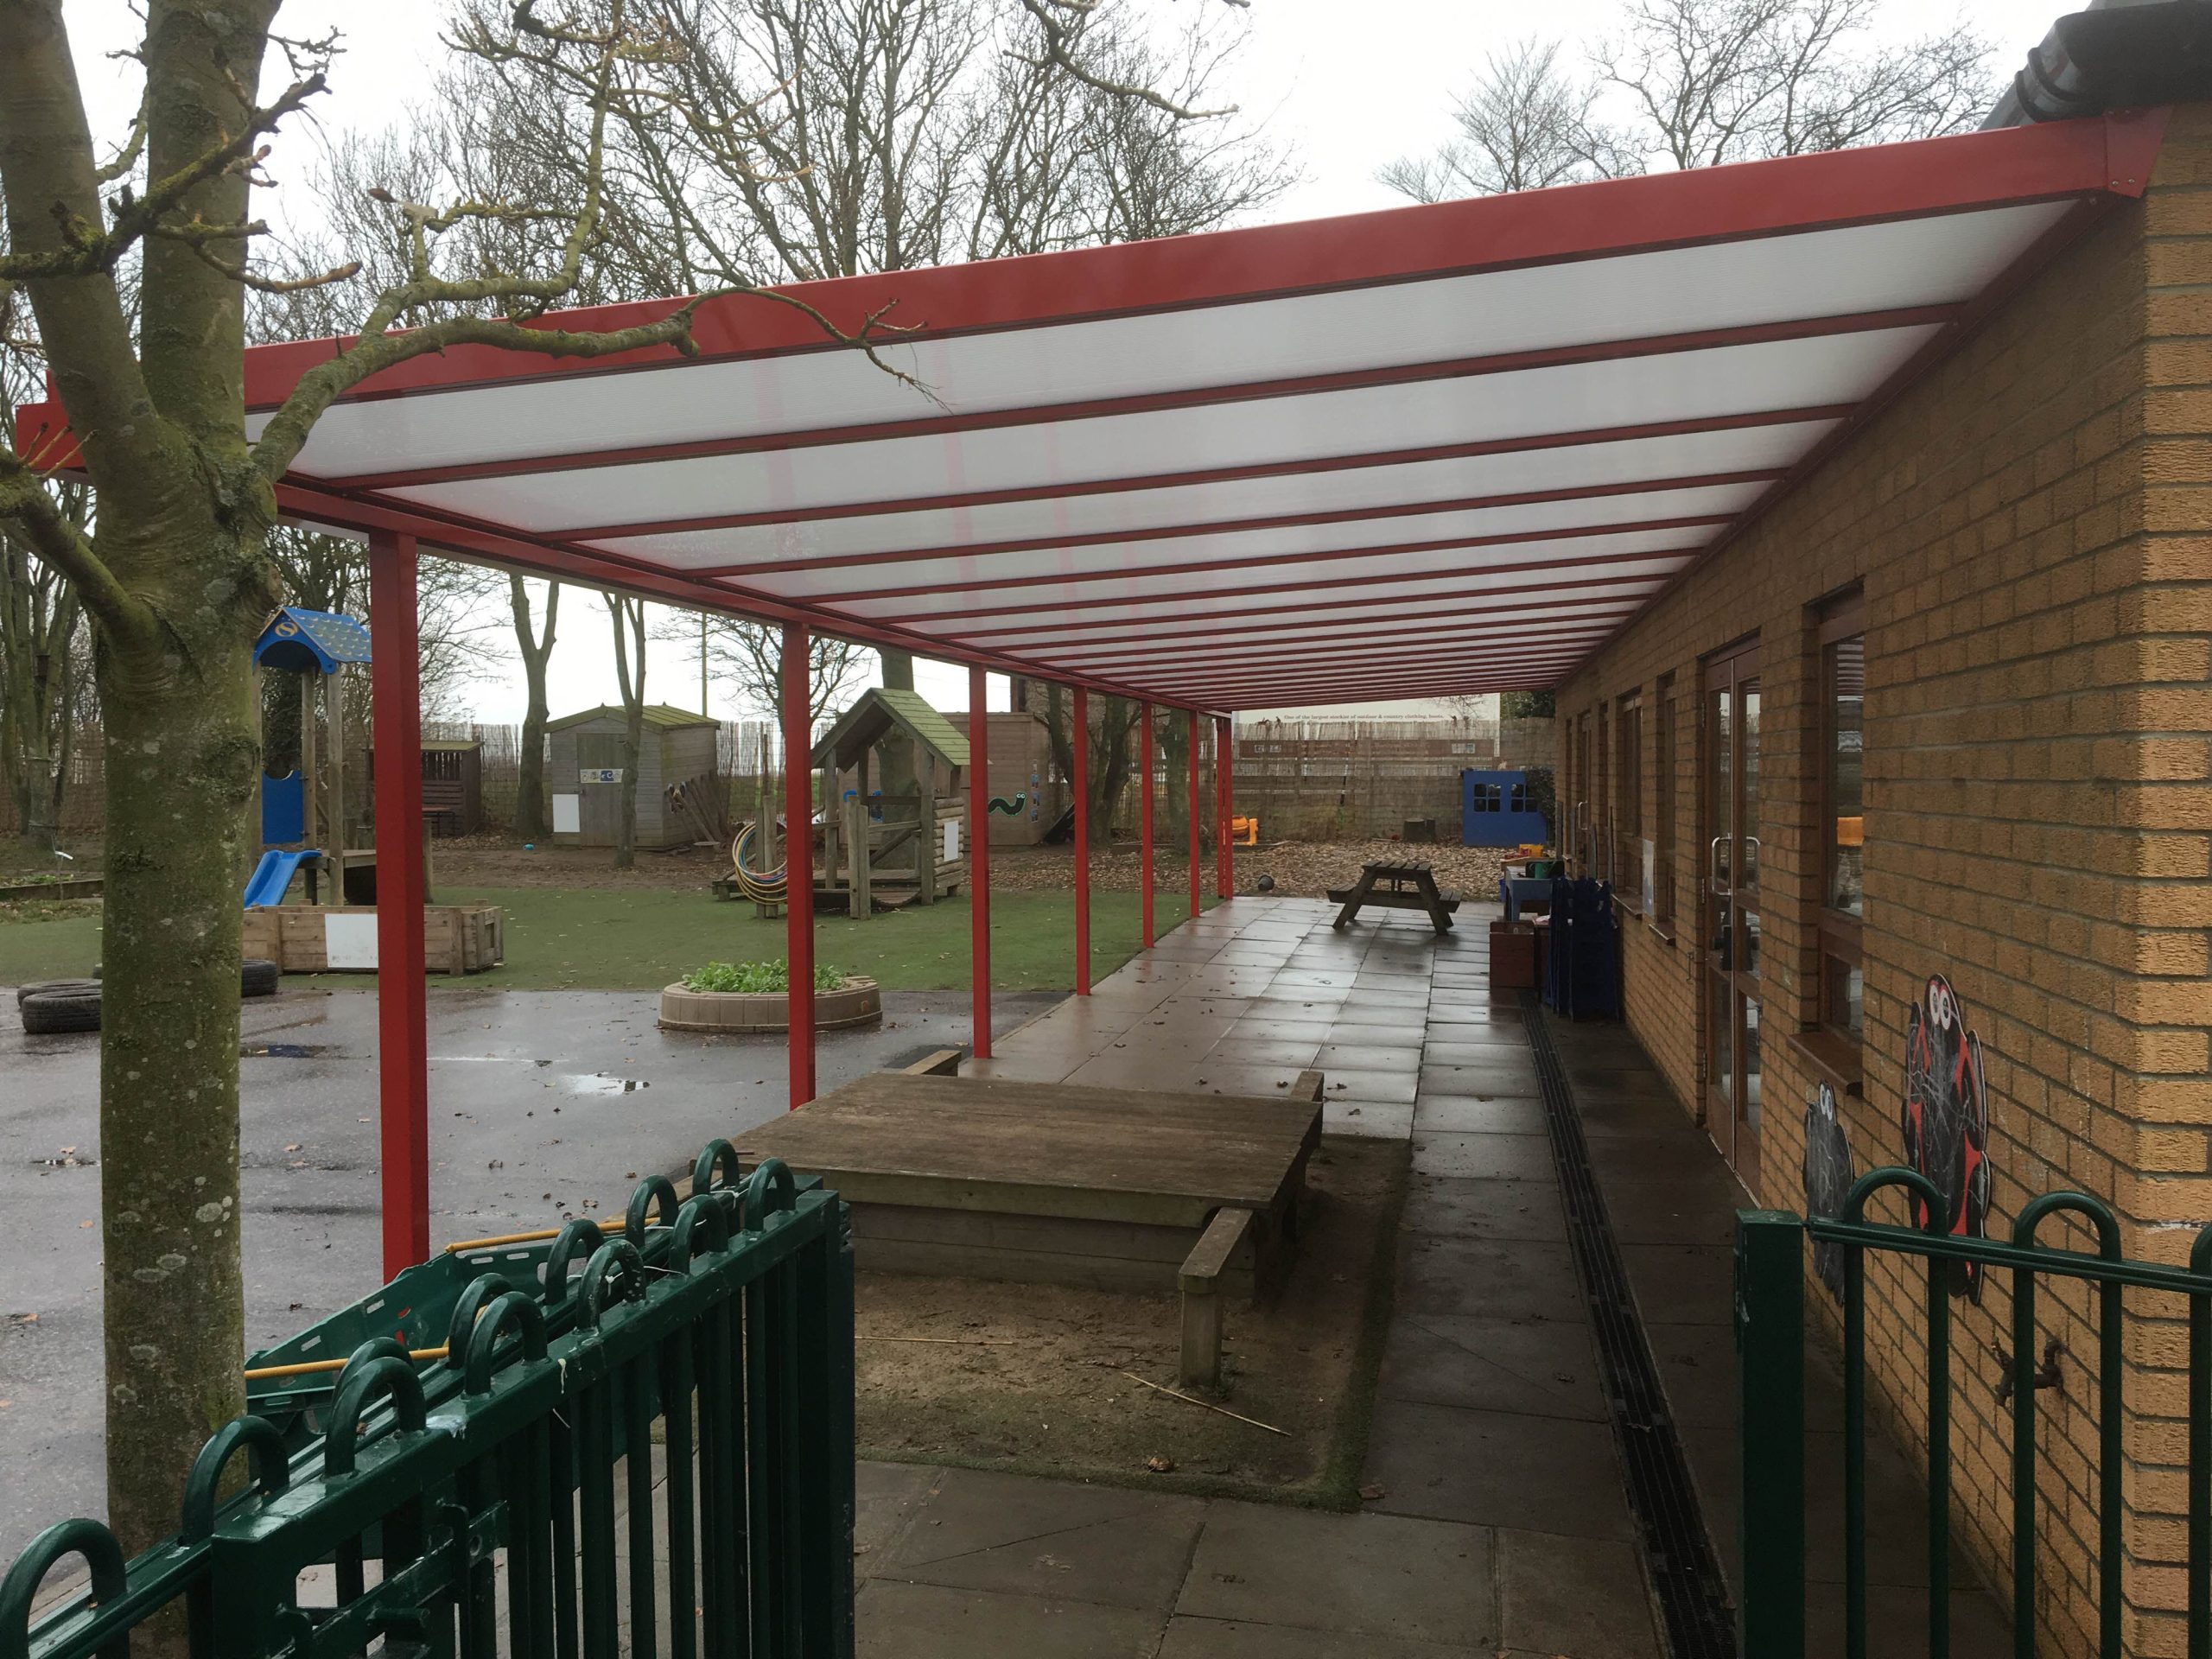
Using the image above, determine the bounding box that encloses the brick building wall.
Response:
[1556,106,2212,1657]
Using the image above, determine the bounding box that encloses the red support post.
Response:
[1138,702,1154,949]
[782,622,816,1109]
[1072,686,1091,995]
[1187,709,1202,926]
[1216,715,1234,899]
[969,666,993,1058]
[368,529,429,1278]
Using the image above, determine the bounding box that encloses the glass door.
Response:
[1702,640,1763,1187]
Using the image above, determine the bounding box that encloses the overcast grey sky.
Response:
[58,0,2072,723]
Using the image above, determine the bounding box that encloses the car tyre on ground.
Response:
[19,988,102,1035]
[241,958,280,998]
[16,977,100,1007]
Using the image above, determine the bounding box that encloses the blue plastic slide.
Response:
[243,848,321,909]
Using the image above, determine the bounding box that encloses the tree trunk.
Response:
[511,576,557,841]
[617,704,642,868]
[877,646,915,807]
[95,556,256,1555]
[608,592,644,870]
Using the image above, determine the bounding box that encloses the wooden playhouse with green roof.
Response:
[810,688,969,914]
[545,702,720,849]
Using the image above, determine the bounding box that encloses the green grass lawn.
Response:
[0,887,1214,993]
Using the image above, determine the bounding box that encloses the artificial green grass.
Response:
[0,887,1215,993]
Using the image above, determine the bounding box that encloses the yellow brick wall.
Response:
[1557,106,2212,1657]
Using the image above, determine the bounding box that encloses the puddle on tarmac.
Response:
[561,1073,652,1096]
[241,1043,335,1058]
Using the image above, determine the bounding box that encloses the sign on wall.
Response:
[1903,974,1992,1303]
[579,767,624,785]
[1802,1080,1856,1305]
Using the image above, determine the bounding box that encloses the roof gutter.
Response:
[1985,0,2212,127]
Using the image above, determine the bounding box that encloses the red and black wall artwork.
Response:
[1802,1080,1856,1304]
[1902,974,1992,1302]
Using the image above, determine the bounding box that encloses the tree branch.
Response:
[0,442,152,642]
[0,72,328,281]
[251,298,708,484]
[1014,0,1235,121]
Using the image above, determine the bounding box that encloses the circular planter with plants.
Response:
[658,959,880,1033]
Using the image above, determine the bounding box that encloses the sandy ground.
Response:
[853,1135,1406,1502]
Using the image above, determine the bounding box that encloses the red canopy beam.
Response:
[1186,710,1202,928]
[204,113,2146,423]
[969,667,993,1058]
[1216,715,1234,901]
[1072,687,1091,995]
[1140,703,1155,949]
[368,528,430,1276]
[783,621,816,1109]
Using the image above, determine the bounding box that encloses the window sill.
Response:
[1789,1027,1863,1098]
[1644,918,1675,947]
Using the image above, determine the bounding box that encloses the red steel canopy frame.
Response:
[14,111,2164,1272]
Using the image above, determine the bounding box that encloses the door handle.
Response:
[1708,835,1732,896]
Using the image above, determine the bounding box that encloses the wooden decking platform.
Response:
[738,1071,1322,1296]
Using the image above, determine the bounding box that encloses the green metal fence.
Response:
[0,1145,854,1659]
[1736,1166,2212,1659]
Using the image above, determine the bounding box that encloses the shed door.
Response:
[576,731,626,845]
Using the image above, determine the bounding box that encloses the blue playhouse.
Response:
[1459,768,1549,848]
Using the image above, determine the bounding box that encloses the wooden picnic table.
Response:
[1326,856,1461,934]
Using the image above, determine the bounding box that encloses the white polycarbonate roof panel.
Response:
[392,327,1936,536]
[264,201,2063,480]
[119,119,2139,708]
[963,585,1669,646]
[744,482,1762,601]
[592,418,1838,568]
[819,531,1709,619]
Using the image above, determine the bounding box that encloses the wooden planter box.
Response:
[0,875,104,902]
[241,904,505,976]
[658,976,881,1033]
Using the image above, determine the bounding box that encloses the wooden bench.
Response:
[898,1048,966,1077]
[1177,1069,1325,1389]
[1326,858,1461,935]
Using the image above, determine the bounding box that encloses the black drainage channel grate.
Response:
[1522,993,1738,1659]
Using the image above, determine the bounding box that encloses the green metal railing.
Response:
[0,1144,854,1659]
[1737,1166,2212,1659]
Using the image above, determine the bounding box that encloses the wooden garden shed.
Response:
[545,703,718,849]
[811,689,969,913]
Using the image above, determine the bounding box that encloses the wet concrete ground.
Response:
[0,982,1055,1561]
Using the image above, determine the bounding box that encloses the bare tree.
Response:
[1379,40,1639,203]
[1597,0,1997,170]
[0,1,910,1556]
[448,0,1292,699]
[0,240,91,850]
[652,607,870,725]
[606,590,649,869]
[1386,3,1997,207]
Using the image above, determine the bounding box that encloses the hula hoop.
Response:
[729,820,788,904]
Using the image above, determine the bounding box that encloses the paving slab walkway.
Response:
[893,894,2012,1658]
[867,897,1664,1658]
